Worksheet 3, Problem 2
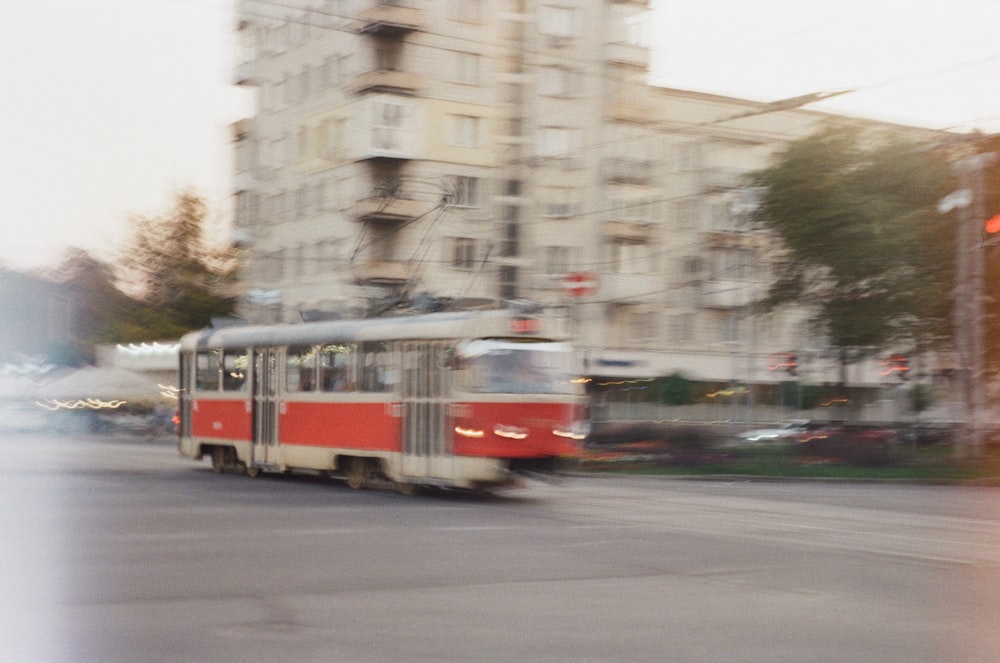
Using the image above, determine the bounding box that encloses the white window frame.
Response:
[537,126,579,158]
[448,0,482,23]
[449,114,481,148]
[539,66,578,97]
[454,176,480,207]
[539,5,575,38]
[452,237,477,269]
[455,52,480,85]
[373,101,405,151]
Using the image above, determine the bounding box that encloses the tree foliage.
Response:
[110,190,237,342]
[752,125,955,362]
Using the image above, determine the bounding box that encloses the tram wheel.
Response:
[394,481,419,497]
[211,447,225,473]
[245,464,262,478]
[345,457,368,490]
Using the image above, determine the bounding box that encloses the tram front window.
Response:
[456,340,576,395]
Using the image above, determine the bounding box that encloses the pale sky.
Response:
[2,0,999,270]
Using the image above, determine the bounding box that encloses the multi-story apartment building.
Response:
[228,0,946,416]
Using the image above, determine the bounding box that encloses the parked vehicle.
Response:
[735,419,813,444]
[795,422,900,465]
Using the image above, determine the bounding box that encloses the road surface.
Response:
[2,433,1000,662]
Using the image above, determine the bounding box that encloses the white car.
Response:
[735,419,812,444]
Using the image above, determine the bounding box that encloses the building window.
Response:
[448,0,482,23]
[539,66,579,97]
[537,126,579,158]
[539,5,575,39]
[675,199,701,229]
[449,114,481,147]
[455,52,480,85]
[610,240,650,274]
[374,101,405,150]
[681,255,702,276]
[453,237,477,269]
[677,141,702,171]
[722,313,742,344]
[630,311,658,343]
[671,313,696,343]
[713,249,753,281]
[543,246,572,275]
[453,176,480,207]
[542,187,575,217]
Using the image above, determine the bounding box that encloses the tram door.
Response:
[400,341,453,479]
[178,353,193,438]
[251,347,280,469]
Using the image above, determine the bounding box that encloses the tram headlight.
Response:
[494,424,529,440]
[553,421,589,441]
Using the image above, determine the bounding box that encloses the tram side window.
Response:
[195,350,221,391]
[361,342,393,393]
[320,343,355,392]
[222,350,248,391]
[286,345,318,392]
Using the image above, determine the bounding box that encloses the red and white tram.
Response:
[177,309,586,492]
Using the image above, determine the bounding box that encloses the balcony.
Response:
[604,221,652,242]
[604,41,650,68]
[601,157,652,185]
[605,99,655,124]
[353,196,433,223]
[356,3,424,36]
[350,260,414,285]
[704,231,765,250]
[353,69,421,96]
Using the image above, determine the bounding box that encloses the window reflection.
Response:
[455,340,575,394]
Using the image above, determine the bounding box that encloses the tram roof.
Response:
[179,309,567,351]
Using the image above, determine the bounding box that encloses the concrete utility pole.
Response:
[952,152,996,457]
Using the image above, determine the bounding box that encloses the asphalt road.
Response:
[3,433,1000,662]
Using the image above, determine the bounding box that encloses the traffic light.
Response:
[986,214,1000,234]
[768,352,797,376]
[881,354,910,380]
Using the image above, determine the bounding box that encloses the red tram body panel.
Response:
[177,309,586,491]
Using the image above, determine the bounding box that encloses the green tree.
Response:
[49,248,134,362]
[111,190,237,342]
[658,372,694,405]
[752,125,955,369]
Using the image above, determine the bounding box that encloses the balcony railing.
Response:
[353,69,421,95]
[350,260,414,285]
[353,196,432,222]
[601,157,652,184]
[357,3,423,36]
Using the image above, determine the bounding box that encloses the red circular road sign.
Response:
[985,214,1000,234]
[561,271,599,298]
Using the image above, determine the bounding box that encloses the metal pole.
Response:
[953,152,996,457]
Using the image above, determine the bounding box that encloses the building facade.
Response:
[228,0,948,417]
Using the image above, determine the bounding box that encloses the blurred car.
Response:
[735,419,813,444]
[795,422,900,465]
